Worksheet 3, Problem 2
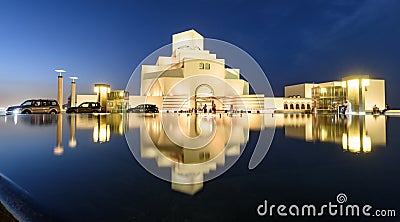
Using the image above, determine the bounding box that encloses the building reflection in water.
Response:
[67,113,386,158]
[9,112,387,194]
[128,114,255,195]
[275,114,386,153]
[72,114,127,144]
[93,115,110,143]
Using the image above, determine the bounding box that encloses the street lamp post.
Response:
[55,69,66,110]
[69,76,78,108]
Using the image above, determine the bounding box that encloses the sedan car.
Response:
[66,102,103,113]
[127,104,159,113]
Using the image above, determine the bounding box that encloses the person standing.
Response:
[203,104,207,113]
[345,100,352,114]
[230,105,234,113]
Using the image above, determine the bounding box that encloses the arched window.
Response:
[290,104,294,110]
[284,104,288,109]
[301,104,305,109]
[307,104,311,110]
[296,104,300,110]
[199,63,204,69]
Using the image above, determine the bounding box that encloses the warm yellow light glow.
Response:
[100,87,108,93]
[363,136,372,153]
[348,136,361,153]
[93,124,110,143]
[362,79,370,87]
[342,134,348,150]
[68,139,77,148]
[342,81,347,88]
[53,146,64,155]
[320,88,327,93]
[347,79,359,89]
[94,83,111,93]
[94,86,111,94]
[320,129,327,141]
[119,91,124,97]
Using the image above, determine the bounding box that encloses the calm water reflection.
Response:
[276,114,386,153]
[0,113,398,221]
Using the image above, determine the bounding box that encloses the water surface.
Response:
[0,113,398,221]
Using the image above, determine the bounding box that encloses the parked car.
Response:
[127,104,159,113]
[6,99,60,115]
[66,102,103,113]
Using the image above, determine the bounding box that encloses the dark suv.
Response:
[66,102,103,113]
[127,104,159,113]
[6,99,60,115]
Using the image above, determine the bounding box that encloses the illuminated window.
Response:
[199,152,210,160]
[81,103,89,108]
[205,63,210,70]
[284,104,288,109]
[199,63,204,69]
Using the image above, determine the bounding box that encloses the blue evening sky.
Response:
[0,0,399,107]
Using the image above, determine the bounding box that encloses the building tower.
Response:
[94,84,110,112]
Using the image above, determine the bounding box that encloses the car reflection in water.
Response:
[5,114,58,126]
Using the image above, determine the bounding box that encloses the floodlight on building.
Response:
[362,79,370,87]
[94,84,111,93]
[347,79,359,89]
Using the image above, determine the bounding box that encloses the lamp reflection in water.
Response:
[68,114,77,148]
[53,114,64,156]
